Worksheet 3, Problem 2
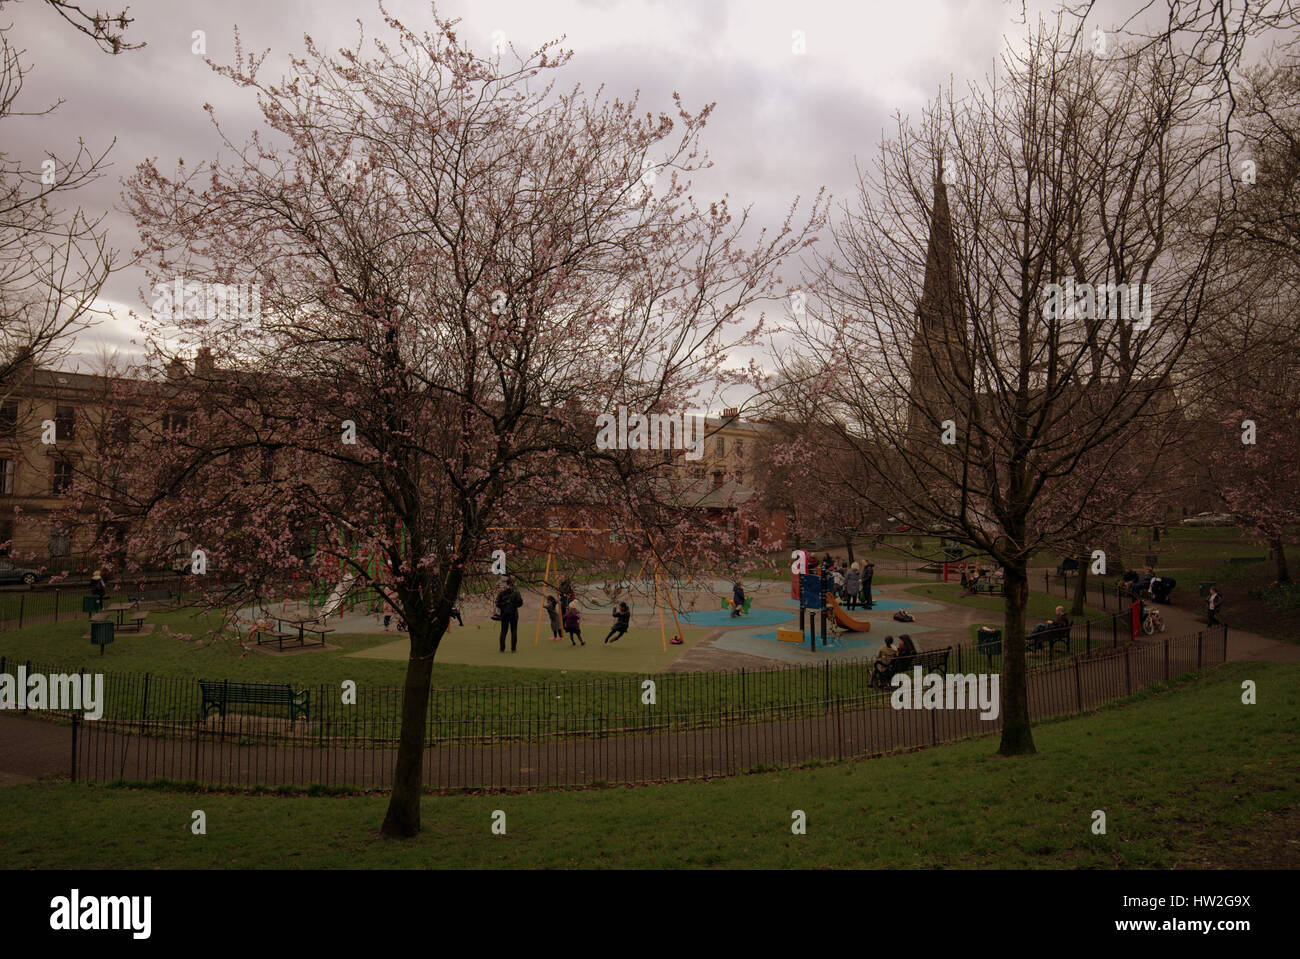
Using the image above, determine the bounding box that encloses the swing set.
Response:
[489,526,688,652]
[296,523,692,650]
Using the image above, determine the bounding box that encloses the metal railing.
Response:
[0,626,1230,791]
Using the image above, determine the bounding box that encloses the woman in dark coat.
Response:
[860,561,875,609]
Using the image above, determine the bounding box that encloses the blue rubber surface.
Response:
[677,608,793,628]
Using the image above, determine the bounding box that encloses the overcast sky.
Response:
[5,0,1166,406]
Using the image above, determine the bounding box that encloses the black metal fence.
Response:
[0,577,194,632]
[0,626,1229,791]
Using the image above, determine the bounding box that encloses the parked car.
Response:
[0,560,44,585]
[1180,512,1236,527]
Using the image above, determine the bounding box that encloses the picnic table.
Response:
[271,614,334,648]
[102,601,139,627]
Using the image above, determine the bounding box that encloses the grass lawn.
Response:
[903,582,1106,621]
[0,608,629,688]
[1113,525,1273,567]
[347,622,711,673]
[3,661,1295,868]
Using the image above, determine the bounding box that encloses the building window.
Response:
[712,471,724,488]
[0,458,12,495]
[734,439,744,460]
[0,401,16,435]
[162,412,188,433]
[716,437,725,456]
[55,405,75,443]
[0,517,12,555]
[52,458,73,495]
[49,525,70,557]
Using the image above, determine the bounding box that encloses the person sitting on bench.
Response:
[896,634,918,658]
[873,636,897,683]
[1033,606,1070,634]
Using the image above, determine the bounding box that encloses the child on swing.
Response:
[604,601,631,644]
[545,595,564,641]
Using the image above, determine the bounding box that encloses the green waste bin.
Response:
[90,620,114,653]
[82,595,102,615]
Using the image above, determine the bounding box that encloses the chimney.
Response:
[195,347,214,378]
[166,357,187,380]
[723,407,739,420]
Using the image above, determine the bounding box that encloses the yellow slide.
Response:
[828,595,871,632]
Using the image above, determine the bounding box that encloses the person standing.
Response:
[90,569,107,612]
[604,601,631,644]
[860,560,875,609]
[558,577,576,617]
[563,600,584,646]
[844,563,862,610]
[495,577,523,652]
[1207,586,1222,626]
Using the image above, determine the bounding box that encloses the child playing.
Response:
[730,581,746,617]
[563,600,584,646]
[604,601,631,644]
[545,595,564,641]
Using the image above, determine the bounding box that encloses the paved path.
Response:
[1,633,1214,790]
[1027,565,1300,663]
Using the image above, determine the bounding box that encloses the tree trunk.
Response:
[1272,537,1290,584]
[1071,551,1088,616]
[997,562,1036,756]
[845,536,855,565]
[381,633,435,837]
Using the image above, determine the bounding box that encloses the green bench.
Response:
[199,680,310,726]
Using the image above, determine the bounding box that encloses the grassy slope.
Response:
[3,662,1295,869]
[904,583,1107,621]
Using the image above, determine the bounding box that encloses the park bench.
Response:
[199,679,310,726]
[124,611,148,632]
[1027,622,1071,655]
[967,579,1004,596]
[873,646,951,687]
[1225,556,1261,565]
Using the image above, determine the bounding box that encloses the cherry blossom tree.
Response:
[112,6,820,836]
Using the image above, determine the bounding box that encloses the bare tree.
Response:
[0,2,137,402]
[785,19,1234,755]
